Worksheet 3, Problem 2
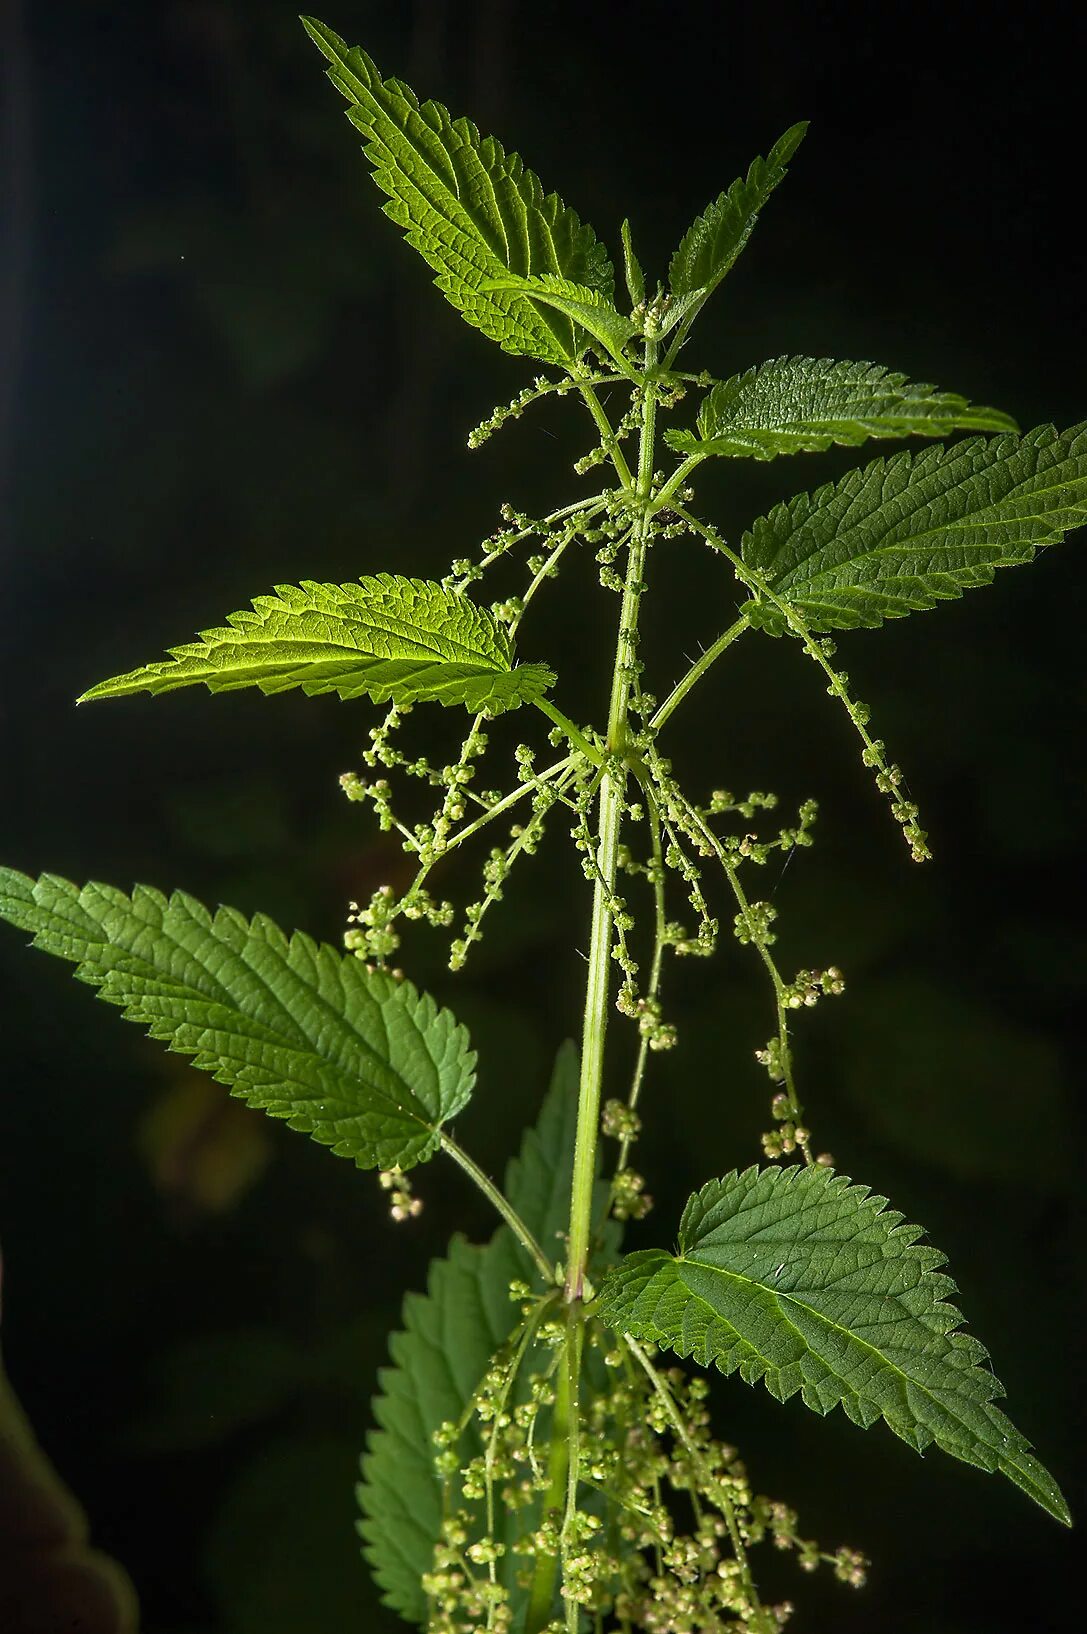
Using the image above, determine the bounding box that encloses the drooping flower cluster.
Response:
[421,1292,867,1634]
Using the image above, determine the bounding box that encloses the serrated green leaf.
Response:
[595,1164,1069,1525]
[78,575,555,714]
[665,356,1016,461]
[482,272,637,369]
[302,17,612,364]
[359,1041,620,1623]
[741,423,1087,631]
[666,123,807,337]
[360,1233,529,1622]
[0,869,474,1171]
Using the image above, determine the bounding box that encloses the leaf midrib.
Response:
[699,411,1000,444]
[758,443,1087,588]
[348,61,561,352]
[70,908,437,1130]
[189,635,504,670]
[674,1251,995,1434]
[217,599,506,668]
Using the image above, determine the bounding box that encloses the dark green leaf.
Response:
[666,123,807,335]
[482,273,637,368]
[359,1042,619,1623]
[595,1164,1069,1525]
[0,869,474,1171]
[620,219,645,310]
[742,424,1087,630]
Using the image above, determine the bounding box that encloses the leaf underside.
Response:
[667,123,807,321]
[595,1164,1069,1525]
[302,16,613,363]
[0,869,474,1171]
[482,272,637,365]
[78,575,555,714]
[741,422,1087,631]
[359,1042,621,1623]
[665,356,1016,460]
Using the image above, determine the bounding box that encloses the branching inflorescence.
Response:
[0,15,1080,1634]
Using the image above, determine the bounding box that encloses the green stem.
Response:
[622,1335,763,1618]
[559,1315,585,1633]
[524,1335,572,1633]
[612,795,666,1187]
[651,450,706,511]
[439,1134,554,1283]
[650,609,751,732]
[573,367,635,490]
[565,347,658,1303]
[450,754,575,849]
[534,697,608,767]
[470,494,607,579]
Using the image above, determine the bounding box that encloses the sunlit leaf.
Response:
[303,16,613,363]
[79,575,554,714]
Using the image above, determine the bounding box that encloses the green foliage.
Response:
[594,1164,1069,1524]
[481,273,637,369]
[78,575,555,714]
[665,123,807,337]
[359,1043,616,1624]
[362,1231,529,1622]
[0,869,474,1171]
[666,356,1016,460]
[742,423,1087,630]
[301,17,612,364]
[2,20,1078,1632]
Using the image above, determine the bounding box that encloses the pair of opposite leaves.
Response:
[76,20,1087,709]
[0,867,1070,1541]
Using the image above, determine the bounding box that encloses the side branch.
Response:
[572,367,635,490]
[673,503,931,862]
[533,698,607,767]
[651,609,751,732]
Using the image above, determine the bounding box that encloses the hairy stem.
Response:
[451,754,575,848]
[651,609,751,731]
[534,697,607,766]
[467,494,607,580]
[614,795,666,1182]
[559,1316,585,1631]
[574,367,635,490]
[565,350,658,1302]
[651,449,706,511]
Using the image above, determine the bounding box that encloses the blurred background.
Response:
[1,0,1083,1629]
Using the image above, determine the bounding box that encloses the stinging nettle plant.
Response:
[1,14,1080,1631]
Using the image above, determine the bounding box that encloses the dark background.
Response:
[1,1,1083,1630]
